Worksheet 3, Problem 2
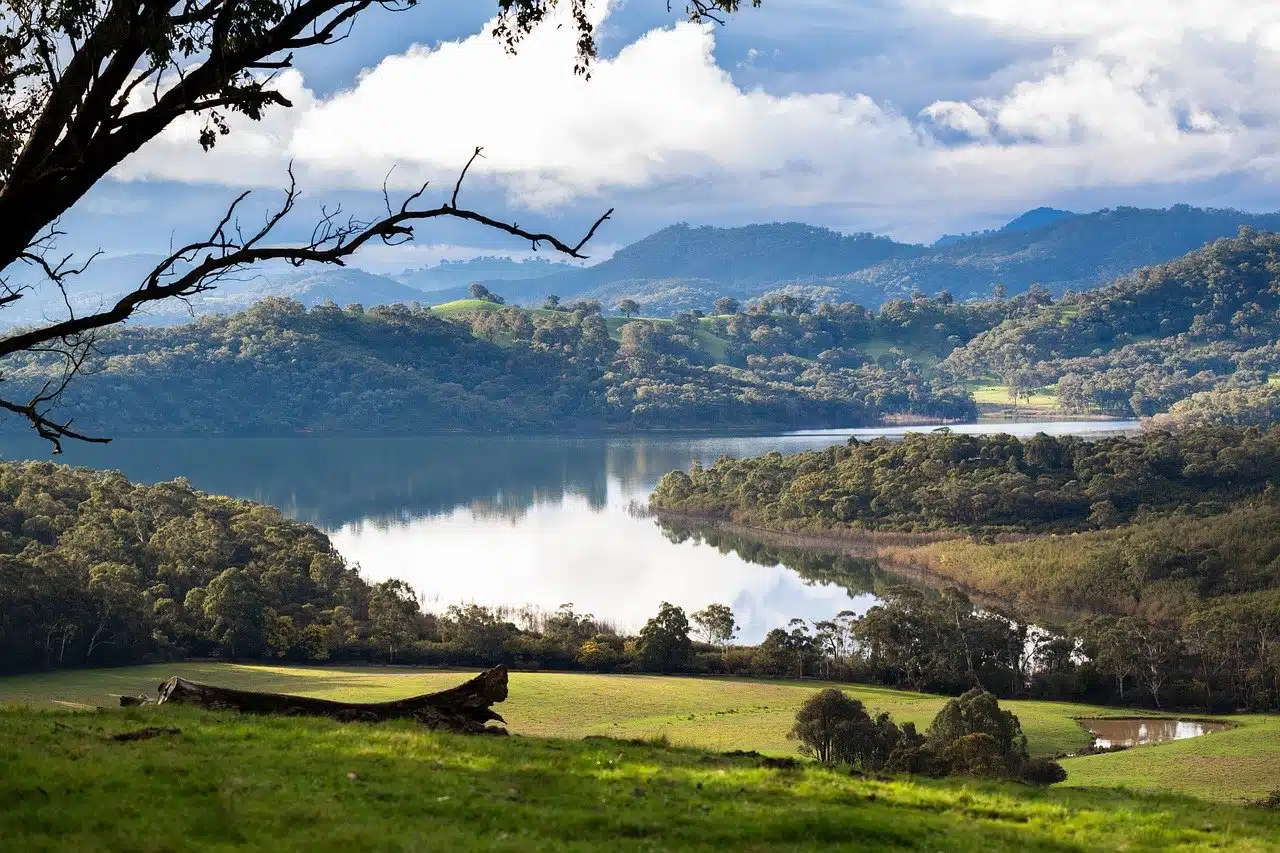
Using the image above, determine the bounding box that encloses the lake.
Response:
[0,420,1138,642]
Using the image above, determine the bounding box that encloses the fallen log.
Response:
[152,665,509,734]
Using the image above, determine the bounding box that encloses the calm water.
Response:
[0,420,1137,642]
[1080,718,1228,749]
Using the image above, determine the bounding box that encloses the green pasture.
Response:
[5,663,1277,802]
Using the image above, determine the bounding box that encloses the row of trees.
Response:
[745,586,1280,712]
[693,289,1035,370]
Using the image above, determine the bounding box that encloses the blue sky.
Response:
[82,0,1280,270]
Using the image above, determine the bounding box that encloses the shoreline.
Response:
[648,510,1088,624]
[0,418,1141,446]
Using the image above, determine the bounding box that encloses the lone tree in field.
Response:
[712,296,739,315]
[926,687,1029,776]
[0,0,758,450]
[617,298,640,319]
[691,603,737,653]
[468,283,504,304]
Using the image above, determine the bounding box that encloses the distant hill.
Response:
[998,207,1076,234]
[193,268,427,314]
[476,222,918,313]
[931,207,1076,247]
[842,205,1280,303]
[392,256,583,292]
[481,206,1280,315]
[0,261,429,329]
[6,205,1279,329]
[0,255,579,330]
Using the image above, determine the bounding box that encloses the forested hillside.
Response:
[8,207,1275,330]
[651,426,1280,536]
[2,297,975,437]
[0,462,372,672]
[650,427,1280,695]
[1146,384,1280,431]
[8,226,1280,437]
[943,228,1280,417]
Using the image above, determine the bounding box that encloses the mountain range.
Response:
[4,204,1280,328]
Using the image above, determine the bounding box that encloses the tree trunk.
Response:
[144,666,510,734]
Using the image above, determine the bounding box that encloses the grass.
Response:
[860,336,942,370]
[430,298,508,318]
[1059,715,1280,802]
[967,381,1061,410]
[0,663,1095,758]
[8,663,1280,803]
[4,705,1280,852]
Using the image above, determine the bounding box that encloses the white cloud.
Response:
[113,0,1280,237]
[921,101,991,139]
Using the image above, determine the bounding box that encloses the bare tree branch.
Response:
[0,152,611,446]
[0,0,754,450]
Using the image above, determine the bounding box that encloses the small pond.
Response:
[1079,718,1229,749]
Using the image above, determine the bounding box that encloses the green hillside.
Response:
[7,662,1280,802]
[4,665,1280,851]
[3,297,979,437]
[0,663,1097,759]
[9,705,1280,853]
[942,229,1280,418]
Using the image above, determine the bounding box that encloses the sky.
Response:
[78,0,1280,269]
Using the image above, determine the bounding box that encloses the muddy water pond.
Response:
[1080,718,1229,749]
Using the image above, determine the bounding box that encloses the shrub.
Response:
[788,689,872,766]
[927,688,1031,779]
[1252,791,1280,810]
[577,640,618,671]
[939,733,1009,778]
[928,688,1028,771]
[789,689,914,770]
[1021,758,1068,786]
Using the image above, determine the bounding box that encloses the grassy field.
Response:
[0,663,1095,757]
[5,663,1280,803]
[967,381,1061,411]
[1060,715,1280,801]
[5,705,1280,853]
[430,297,503,317]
